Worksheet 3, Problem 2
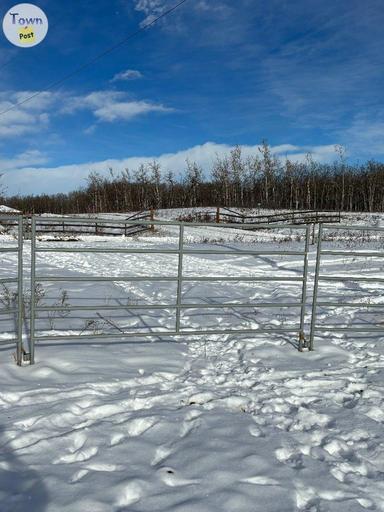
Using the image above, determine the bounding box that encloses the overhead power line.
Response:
[0,0,189,117]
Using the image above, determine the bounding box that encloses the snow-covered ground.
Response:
[0,210,384,511]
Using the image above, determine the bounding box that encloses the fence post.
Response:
[22,215,31,240]
[175,224,184,333]
[16,216,23,366]
[216,207,220,224]
[30,216,36,364]
[309,224,323,351]
[299,224,310,351]
[311,223,315,245]
[150,209,155,232]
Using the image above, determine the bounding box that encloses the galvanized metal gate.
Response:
[2,215,383,366]
[27,216,311,364]
[0,215,24,365]
[309,223,384,348]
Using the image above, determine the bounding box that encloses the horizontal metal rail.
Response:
[34,221,149,229]
[316,302,384,308]
[34,247,306,256]
[0,308,18,315]
[318,276,384,283]
[35,227,148,234]
[35,302,304,312]
[322,223,384,232]
[35,275,304,283]
[36,248,179,254]
[0,337,18,345]
[316,327,384,333]
[0,247,18,253]
[33,327,302,342]
[321,250,384,257]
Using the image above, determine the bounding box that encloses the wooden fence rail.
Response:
[0,210,155,238]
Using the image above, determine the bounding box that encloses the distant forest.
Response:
[3,143,384,214]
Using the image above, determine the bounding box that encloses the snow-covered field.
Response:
[1,210,384,511]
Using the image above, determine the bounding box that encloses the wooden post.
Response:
[311,223,315,245]
[216,207,220,224]
[150,209,155,232]
[95,222,98,235]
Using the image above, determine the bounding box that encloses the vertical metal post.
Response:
[175,224,184,333]
[298,224,310,351]
[16,216,23,366]
[30,216,36,364]
[309,224,323,351]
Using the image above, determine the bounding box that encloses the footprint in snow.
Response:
[69,469,89,483]
[275,446,304,469]
[179,416,201,438]
[86,463,123,472]
[67,431,87,453]
[124,416,157,437]
[53,446,98,464]
[248,424,265,438]
[157,467,199,487]
[241,475,279,486]
[151,445,173,466]
[110,432,125,446]
[116,481,142,508]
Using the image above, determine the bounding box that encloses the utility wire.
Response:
[0,0,189,117]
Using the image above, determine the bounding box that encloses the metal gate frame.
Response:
[0,215,23,365]
[28,216,311,364]
[309,223,384,349]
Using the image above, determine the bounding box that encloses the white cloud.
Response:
[0,150,48,171]
[111,69,143,82]
[3,141,339,195]
[134,0,164,25]
[0,89,172,138]
[62,90,173,122]
[0,91,56,137]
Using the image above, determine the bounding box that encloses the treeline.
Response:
[3,143,384,213]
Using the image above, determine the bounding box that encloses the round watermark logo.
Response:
[2,3,48,48]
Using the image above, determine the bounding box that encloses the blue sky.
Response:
[1,0,384,195]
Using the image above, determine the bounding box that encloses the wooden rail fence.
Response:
[0,210,155,238]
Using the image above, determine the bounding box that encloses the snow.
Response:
[1,209,384,511]
[0,205,20,213]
